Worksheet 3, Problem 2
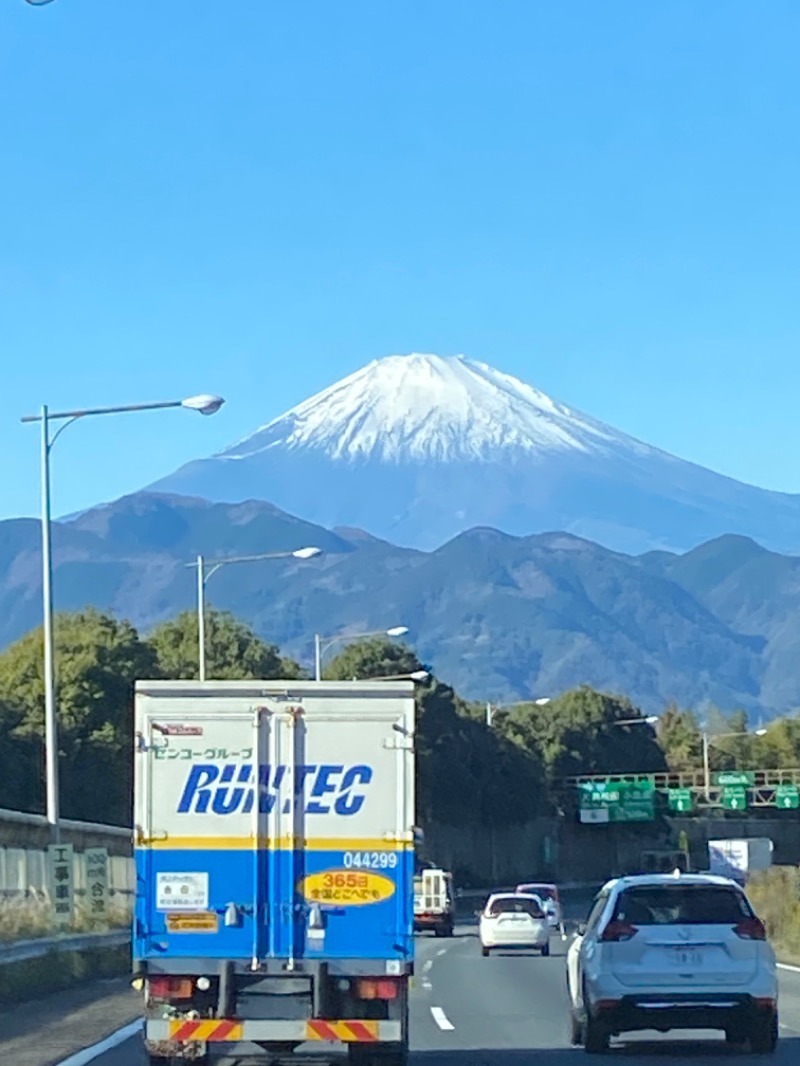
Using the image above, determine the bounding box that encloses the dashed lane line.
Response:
[431,1006,455,1031]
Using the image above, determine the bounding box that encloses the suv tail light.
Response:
[148,976,194,1000]
[734,917,767,941]
[600,920,638,942]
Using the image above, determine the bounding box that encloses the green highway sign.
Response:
[714,770,756,787]
[578,777,655,823]
[722,785,748,811]
[775,784,800,810]
[668,788,694,813]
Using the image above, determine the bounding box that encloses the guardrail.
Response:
[0,928,129,965]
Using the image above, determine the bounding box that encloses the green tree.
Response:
[657,703,703,771]
[326,639,546,828]
[0,608,158,822]
[324,637,420,681]
[149,609,301,680]
[502,685,667,778]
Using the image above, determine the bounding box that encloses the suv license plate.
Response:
[669,948,702,967]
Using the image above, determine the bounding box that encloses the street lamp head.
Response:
[754,728,768,737]
[534,697,551,705]
[292,546,322,560]
[386,626,409,637]
[181,394,225,416]
[409,670,429,682]
[644,715,659,725]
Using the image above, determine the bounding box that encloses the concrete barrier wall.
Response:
[0,808,134,901]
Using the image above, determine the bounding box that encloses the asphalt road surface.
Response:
[80,925,800,1066]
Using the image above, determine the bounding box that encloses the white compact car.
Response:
[479,892,551,957]
[566,872,777,1054]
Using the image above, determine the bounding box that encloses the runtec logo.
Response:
[176,763,373,816]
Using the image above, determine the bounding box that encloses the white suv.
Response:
[566,873,777,1054]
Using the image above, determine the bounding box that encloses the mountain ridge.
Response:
[1,492,798,716]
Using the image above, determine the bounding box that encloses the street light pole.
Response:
[22,393,224,840]
[703,732,711,799]
[197,555,207,683]
[189,547,322,681]
[40,406,58,838]
[313,626,408,681]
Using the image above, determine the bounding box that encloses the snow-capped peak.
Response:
[221,353,645,464]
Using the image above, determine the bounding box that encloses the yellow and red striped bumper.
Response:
[146,1018,402,1044]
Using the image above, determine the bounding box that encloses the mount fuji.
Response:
[150,353,800,554]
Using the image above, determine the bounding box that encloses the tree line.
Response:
[0,608,796,828]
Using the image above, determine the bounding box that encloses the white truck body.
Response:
[133,679,416,1065]
[708,837,773,884]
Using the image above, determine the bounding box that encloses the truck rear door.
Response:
[134,683,414,965]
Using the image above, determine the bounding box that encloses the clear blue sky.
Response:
[2,0,800,520]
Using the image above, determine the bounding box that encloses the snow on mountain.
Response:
[148,353,800,554]
[224,353,634,463]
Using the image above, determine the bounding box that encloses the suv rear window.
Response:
[613,884,752,926]
[489,897,544,918]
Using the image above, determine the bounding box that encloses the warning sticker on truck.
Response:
[166,911,219,933]
[156,872,209,911]
[299,869,395,906]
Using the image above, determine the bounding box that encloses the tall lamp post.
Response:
[21,394,224,839]
[314,626,408,682]
[188,547,322,681]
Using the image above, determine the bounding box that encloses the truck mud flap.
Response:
[147,1019,403,1043]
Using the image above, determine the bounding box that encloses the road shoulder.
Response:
[0,976,140,1066]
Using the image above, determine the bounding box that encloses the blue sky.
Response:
[2,0,800,520]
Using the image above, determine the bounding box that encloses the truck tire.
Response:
[349,1042,407,1066]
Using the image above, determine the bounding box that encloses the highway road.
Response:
[75,925,800,1066]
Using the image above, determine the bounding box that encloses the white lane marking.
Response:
[436,948,447,956]
[423,959,433,973]
[431,1006,454,1031]
[55,1019,143,1066]
[778,962,800,974]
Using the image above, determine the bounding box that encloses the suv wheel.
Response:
[569,1013,582,1046]
[584,1016,609,1054]
[749,1011,778,1054]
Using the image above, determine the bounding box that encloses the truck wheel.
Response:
[349,1042,407,1066]
[749,1011,778,1054]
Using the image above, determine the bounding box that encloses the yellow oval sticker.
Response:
[300,869,395,907]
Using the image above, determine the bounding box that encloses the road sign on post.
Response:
[775,785,800,810]
[578,777,656,823]
[84,847,110,924]
[48,843,74,927]
[722,785,748,811]
[668,788,694,813]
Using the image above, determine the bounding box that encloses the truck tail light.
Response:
[600,920,638,942]
[734,917,766,941]
[355,978,399,1000]
[148,976,194,1000]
